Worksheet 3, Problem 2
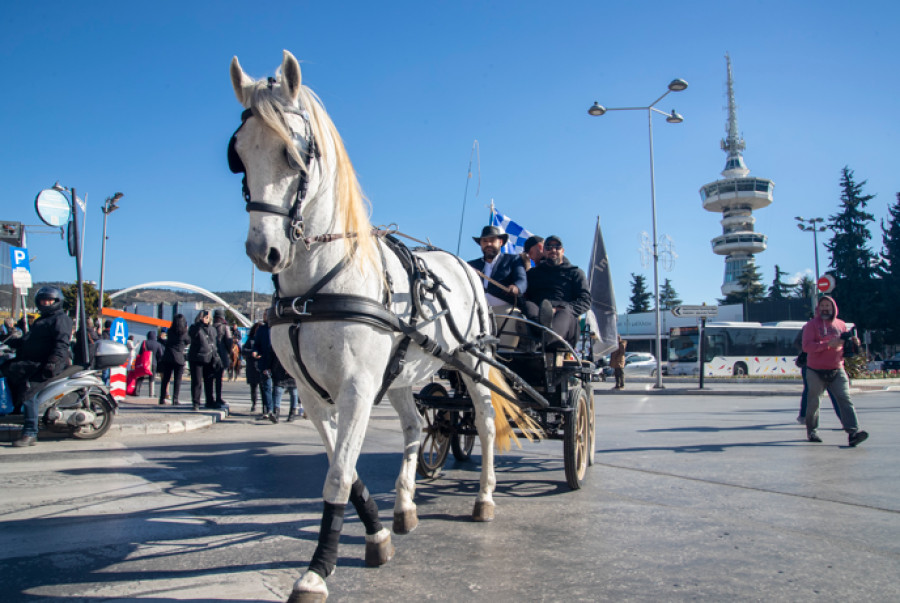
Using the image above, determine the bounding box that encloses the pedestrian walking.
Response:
[801,296,868,446]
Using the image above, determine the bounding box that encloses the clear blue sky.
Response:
[3,1,898,309]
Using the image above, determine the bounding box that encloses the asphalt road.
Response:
[1,381,898,602]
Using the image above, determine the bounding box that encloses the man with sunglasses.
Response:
[522,235,591,349]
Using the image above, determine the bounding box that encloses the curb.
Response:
[108,400,229,436]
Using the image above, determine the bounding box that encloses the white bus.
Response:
[668,322,806,377]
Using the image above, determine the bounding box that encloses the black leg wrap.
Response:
[308,502,346,579]
[349,478,383,536]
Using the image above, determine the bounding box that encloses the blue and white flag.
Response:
[490,208,534,255]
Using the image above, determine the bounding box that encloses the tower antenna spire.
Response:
[720,53,749,177]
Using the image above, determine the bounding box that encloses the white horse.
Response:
[229,51,510,602]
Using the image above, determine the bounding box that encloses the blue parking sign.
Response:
[9,246,30,272]
[111,317,128,344]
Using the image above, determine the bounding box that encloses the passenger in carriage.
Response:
[522,235,592,350]
[520,235,544,271]
[467,225,528,350]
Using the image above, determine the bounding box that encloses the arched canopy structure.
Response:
[109,281,253,327]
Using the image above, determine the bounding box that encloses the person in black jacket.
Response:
[2,286,72,446]
[158,314,189,405]
[188,311,220,411]
[242,322,262,413]
[211,310,233,409]
[134,330,164,397]
[522,235,591,349]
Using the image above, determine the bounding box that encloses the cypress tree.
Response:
[627,273,652,314]
[768,264,792,299]
[878,193,900,343]
[658,278,682,310]
[824,167,878,329]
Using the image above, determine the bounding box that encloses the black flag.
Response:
[587,216,618,359]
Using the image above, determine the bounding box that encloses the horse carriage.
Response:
[228,50,602,601]
[414,315,597,490]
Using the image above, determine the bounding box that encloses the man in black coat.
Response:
[1,287,72,446]
[523,235,591,349]
[468,225,528,350]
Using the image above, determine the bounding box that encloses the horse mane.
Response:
[246,77,379,276]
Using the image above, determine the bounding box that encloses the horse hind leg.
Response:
[386,387,421,535]
[459,372,497,523]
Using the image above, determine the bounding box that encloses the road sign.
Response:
[671,305,719,318]
[817,274,835,293]
[110,317,129,344]
[9,246,32,290]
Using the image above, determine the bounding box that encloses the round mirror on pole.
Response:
[35,189,71,227]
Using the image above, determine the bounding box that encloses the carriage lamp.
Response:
[587,79,687,389]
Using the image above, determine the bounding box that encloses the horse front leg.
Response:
[386,387,423,534]
[288,381,377,603]
[460,373,497,522]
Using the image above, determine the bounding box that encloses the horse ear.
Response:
[281,50,302,103]
[230,56,253,106]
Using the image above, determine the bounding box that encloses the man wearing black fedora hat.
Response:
[468,225,528,350]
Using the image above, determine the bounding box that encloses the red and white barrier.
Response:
[109,365,127,401]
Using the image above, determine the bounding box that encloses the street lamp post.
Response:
[98,193,124,329]
[795,216,827,312]
[588,79,687,389]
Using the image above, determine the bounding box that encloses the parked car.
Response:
[602,352,663,378]
[882,353,900,371]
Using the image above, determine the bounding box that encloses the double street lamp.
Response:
[588,79,687,389]
[98,192,124,327]
[795,216,827,312]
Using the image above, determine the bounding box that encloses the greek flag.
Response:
[490,208,533,255]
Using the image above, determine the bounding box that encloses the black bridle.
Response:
[228,91,320,246]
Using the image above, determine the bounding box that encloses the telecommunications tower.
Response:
[699,54,774,296]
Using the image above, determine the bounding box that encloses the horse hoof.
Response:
[286,592,327,603]
[365,534,395,567]
[392,509,419,535]
[472,501,494,522]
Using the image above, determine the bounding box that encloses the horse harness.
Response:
[227,79,321,247]
[266,233,507,406]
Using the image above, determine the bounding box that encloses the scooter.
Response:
[0,339,128,440]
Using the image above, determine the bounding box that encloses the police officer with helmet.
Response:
[1,286,73,446]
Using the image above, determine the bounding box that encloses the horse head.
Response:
[229,50,321,274]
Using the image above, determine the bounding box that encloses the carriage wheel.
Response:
[586,387,596,466]
[416,383,452,479]
[450,411,476,462]
[563,385,590,489]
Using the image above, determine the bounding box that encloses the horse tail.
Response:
[488,366,543,452]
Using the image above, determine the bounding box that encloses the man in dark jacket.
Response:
[211,310,233,409]
[523,235,591,349]
[251,310,275,420]
[188,311,218,411]
[468,225,528,350]
[1,286,72,446]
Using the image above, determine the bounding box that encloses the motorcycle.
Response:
[0,339,128,440]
